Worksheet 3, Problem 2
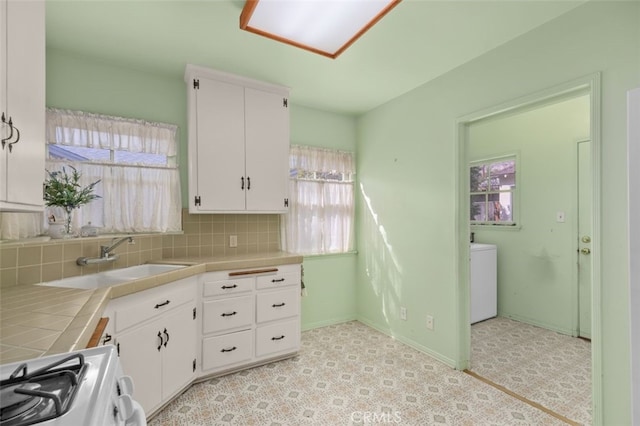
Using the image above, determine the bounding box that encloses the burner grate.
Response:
[0,353,88,426]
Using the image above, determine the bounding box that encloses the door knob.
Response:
[582,236,591,243]
[581,248,591,255]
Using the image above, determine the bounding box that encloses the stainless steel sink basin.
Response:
[39,264,188,290]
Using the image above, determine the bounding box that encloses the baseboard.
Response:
[356,317,457,369]
[301,316,357,331]
[498,311,575,336]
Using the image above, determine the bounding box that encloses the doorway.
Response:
[456,73,602,424]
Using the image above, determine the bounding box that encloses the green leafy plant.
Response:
[44,166,101,235]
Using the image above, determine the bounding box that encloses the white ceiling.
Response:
[46,0,585,115]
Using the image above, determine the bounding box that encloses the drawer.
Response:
[255,319,300,357]
[203,276,254,297]
[114,285,194,333]
[256,288,299,323]
[256,271,300,290]
[203,295,254,334]
[202,330,253,371]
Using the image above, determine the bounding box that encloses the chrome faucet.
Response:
[100,236,134,258]
[100,237,133,259]
[77,236,134,266]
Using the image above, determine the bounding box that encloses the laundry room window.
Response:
[281,145,355,255]
[470,156,517,226]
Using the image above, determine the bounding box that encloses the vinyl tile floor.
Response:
[150,321,571,425]
[470,317,591,425]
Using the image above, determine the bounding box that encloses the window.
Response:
[470,156,516,226]
[281,145,355,255]
[45,108,182,234]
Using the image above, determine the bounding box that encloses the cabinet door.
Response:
[1,0,44,210]
[161,303,196,402]
[244,87,289,212]
[194,77,245,211]
[116,318,163,415]
[0,0,7,202]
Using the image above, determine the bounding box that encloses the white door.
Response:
[116,318,163,414]
[195,77,246,211]
[161,303,196,401]
[577,140,592,338]
[244,87,289,212]
[0,0,7,203]
[3,0,44,208]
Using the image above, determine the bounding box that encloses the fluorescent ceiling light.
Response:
[240,0,401,59]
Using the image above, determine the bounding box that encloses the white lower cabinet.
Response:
[103,262,301,418]
[105,277,197,416]
[202,329,253,371]
[255,319,300,357]
[200,264,301,375]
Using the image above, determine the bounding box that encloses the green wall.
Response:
[355,2,639,424]
[46,50,358,331]
[468,95,590,334]
[290,104,358,330]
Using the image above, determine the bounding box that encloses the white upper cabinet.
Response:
[185,65,290,213]
[0,0,45,212]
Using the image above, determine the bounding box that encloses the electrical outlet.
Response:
[400,307,407,321]
[229,235,238,248]
[426,315,434,330]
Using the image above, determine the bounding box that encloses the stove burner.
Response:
[0,353,87,426]
[0,383,43,421]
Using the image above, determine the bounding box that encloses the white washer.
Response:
[470,243,497,324]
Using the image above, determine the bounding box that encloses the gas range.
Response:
[1,346,145,426]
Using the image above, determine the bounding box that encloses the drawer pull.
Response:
[221,284,238,290]
[154,300,170,309]
[271,335,285,341]
[157,332,164,351]
[221,346,237,353]
[221,311,237,317]
[271,278,285,283]
[163,328,169,347]
[272,303,286,308]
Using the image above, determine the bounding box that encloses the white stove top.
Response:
[1,346,145,426]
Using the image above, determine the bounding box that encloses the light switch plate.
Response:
[229,235,238,247]
[556,211,566,223]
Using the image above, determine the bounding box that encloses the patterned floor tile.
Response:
[471,317,591,425]
[150,321,567,425]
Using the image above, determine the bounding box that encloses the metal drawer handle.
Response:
[163,328,169,347]
[271,335,285,341]
[154,300,170,309]
[272,303,286,308]
[102,333,112,344]
[221,311,237,317]
[221,346,237,353]
[221,284,238,290]
[271,278,285,283]
[157,332,164,351]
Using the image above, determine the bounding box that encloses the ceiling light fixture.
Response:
[240,0,401,59]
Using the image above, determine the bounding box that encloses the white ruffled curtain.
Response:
[45,109,178,155]
[0,109,181,240]
[281,145,355,255]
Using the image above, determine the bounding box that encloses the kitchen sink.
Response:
[39,264,188,290]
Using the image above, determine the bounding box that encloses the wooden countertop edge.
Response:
[86,317,109,348]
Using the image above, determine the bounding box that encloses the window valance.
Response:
[46,108,178,156]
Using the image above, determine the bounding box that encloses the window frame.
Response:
[469,154,519,228]
[282,145,356,256]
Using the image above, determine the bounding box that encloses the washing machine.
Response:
[470,243,497,324]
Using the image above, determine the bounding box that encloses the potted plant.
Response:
[43,165,101,238]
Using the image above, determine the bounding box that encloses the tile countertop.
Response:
[0,252,303,364]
